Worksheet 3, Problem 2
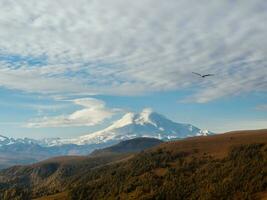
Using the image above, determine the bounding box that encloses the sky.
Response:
[0,0,266,139]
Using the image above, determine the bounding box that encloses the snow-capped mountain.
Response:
[0,135,40,147]
[73,108,212,145]
[0,135,8,142]
[0,110,212,168]
[0,135,75,148]
[0,109,212,148]
[0,135,17,146]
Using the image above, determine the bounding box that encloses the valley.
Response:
[0,129,266,200]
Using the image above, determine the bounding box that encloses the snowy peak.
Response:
[0,109,213,147]
[108,112,136,129]
[77,109,213,145]
[137,108,155,125]
[108,108,159,129]
[0,135,15,146]
[0,135,8,141]
[0,135,47,147]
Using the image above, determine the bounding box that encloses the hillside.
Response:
[90,137,163,156]
[0,142,112,169]
[0,137,163,199]
[0,129,266,200]
[0,153,132,199]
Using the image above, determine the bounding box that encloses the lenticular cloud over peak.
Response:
[26,98,118,128]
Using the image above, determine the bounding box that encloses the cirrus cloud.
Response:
[256,104,267,111]
[0,0,266,102]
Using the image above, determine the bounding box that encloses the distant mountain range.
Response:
[0,136,164,199]
[0,129,266,200]
[0,109,212,168]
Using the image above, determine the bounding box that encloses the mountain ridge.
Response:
[0,109,212,168]
[90,137,163,156]
[0,129,266,200]
[75,108,212,145]
[0,109,212,147]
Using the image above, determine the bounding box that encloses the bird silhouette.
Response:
[192,72,214,78]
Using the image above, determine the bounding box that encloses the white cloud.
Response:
[26,98,118,128]
[0,0,266,102]
[256,104,267,111]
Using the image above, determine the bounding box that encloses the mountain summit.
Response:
[76,108,212,145]
[0,109,212,168]
[0,109,212,147]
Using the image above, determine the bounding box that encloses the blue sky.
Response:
[0,87,266,139]
[0,0,266,138]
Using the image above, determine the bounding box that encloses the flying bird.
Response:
[192,72,215,78]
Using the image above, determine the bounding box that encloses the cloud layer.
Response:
[256,104,267,111]
[0,0,266,102]
[26,98,117,127]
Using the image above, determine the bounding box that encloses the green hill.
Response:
[0,130,267,200]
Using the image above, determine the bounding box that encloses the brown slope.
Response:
[156,129,267,158]
[90,137,163,156]
[33,192,69,200]
[0,152,133,199]
[0,129,267,200]
[0,137,164,199]
[69,129,267,200]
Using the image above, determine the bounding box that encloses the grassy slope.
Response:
[0,153,133,199]
[157,129,267,158]
[34,192,70,200]
[0,129,266,200]
[69,129,267,200]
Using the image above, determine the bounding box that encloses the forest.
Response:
[0,131,266,200]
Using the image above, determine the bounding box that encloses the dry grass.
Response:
[31,156,88,167]
[155,129,267,158]
[255,191,267,200]
[34,192,70,200]
[3,129,267,200]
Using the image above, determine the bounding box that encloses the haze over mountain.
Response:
[0,109,211,168]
